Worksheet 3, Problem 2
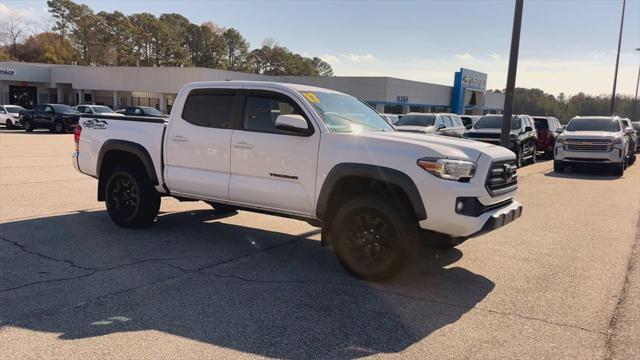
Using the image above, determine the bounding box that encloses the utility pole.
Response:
[610,0,626,115]
[501,0,524,148]
[634,48,640,121]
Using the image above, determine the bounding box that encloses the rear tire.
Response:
[554,160,564,173]
[516,145,524,168]
[332,196,409,281]
[23,119,33,132]
[105,168,160,228]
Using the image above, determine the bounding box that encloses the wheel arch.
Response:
[96,140,158,201]
[315,163,427,223]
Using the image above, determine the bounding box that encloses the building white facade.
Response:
[0,61,504,115]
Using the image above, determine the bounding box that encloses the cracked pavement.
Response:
[1,130,639,359]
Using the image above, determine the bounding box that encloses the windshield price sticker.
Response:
[302,92,320,103]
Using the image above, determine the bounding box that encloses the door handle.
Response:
[171,135,189,142]
[233,142,254,150]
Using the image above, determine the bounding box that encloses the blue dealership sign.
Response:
[452,68,487,114]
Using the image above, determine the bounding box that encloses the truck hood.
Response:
[561,131,622,141]
[395,125,436,133]
[355,130,515,162]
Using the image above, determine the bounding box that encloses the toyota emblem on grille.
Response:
[503,164,516,181]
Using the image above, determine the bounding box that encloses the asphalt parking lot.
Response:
[1,129,639,359]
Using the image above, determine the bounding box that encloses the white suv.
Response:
[554,116,635,175]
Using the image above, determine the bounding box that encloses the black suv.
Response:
[20,104,80,133]
[464,114,538,167]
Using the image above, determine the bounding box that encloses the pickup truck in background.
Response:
[20,103,80,133]
[73,81,523,280]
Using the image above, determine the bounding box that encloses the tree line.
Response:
[489,88,638,123]
[0,0,334,76]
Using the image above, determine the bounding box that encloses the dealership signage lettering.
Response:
[0,68,16,75]
[460,69,487,91]
[397,95,408,103]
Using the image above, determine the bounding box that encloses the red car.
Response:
[533,116,562,158]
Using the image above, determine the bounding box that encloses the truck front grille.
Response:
[486,159,518,196]
[565,143,611,152]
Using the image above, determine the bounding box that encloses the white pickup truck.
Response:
[73,81,522,280]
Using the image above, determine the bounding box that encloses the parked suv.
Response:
[464,114,538,167]
[0,105,25,129]
[395,113,466,137]
[533,116,561,158]
[621,118,638,156]
[632,121,640,153]
[73,81,523,281]
[554,116,635,175]
[19,103,80,133]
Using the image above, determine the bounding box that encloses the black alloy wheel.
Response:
[333,197,407,281]
[106,172,141,223]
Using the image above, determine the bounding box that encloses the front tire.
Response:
[5,120,15,129]
[54,120,65,134]
[613,161,625,176]
[105,168,160,228]
[23,119,33,132]
[554,160,564,173]
[516,145,524,168]
[332,196,408,281]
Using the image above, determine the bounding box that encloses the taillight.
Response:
[74,125,82,151]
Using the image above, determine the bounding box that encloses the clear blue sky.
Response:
[3,0,640,95]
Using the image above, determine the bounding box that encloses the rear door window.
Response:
[181,89,236,129]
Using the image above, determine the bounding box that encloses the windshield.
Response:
[51,104,75,113]
[4,106,24,113]
[474,116,521,130]
[92,106,114,113]
[300,91,394,133]
[140,107,165,116]
[396,114,436,127]
[566,118,621,132]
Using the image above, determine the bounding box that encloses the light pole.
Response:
[501,0,524,148]
[610,0,626,115]
[634,48,640,121]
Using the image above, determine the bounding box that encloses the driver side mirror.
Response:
[525,126,533,132]
[555,127,564,134]
[465,124,472,130]
[436,123,446,130]
[275,114,309,133]
[625,127,635,135]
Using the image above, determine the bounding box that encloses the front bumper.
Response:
[418,201,523,243]
[554,144,624,163]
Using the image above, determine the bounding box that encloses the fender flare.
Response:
[315,163,427,221]
[96,140,159,201]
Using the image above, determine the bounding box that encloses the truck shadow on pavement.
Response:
[1,209,495,358]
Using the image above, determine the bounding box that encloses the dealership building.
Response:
[0,61,504,115]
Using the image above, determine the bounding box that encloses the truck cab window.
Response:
[181,90,235,129]
[243,95,306,134]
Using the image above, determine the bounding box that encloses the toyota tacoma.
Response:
[73,81,523,280]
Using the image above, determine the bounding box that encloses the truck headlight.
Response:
[418,158,476,181]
